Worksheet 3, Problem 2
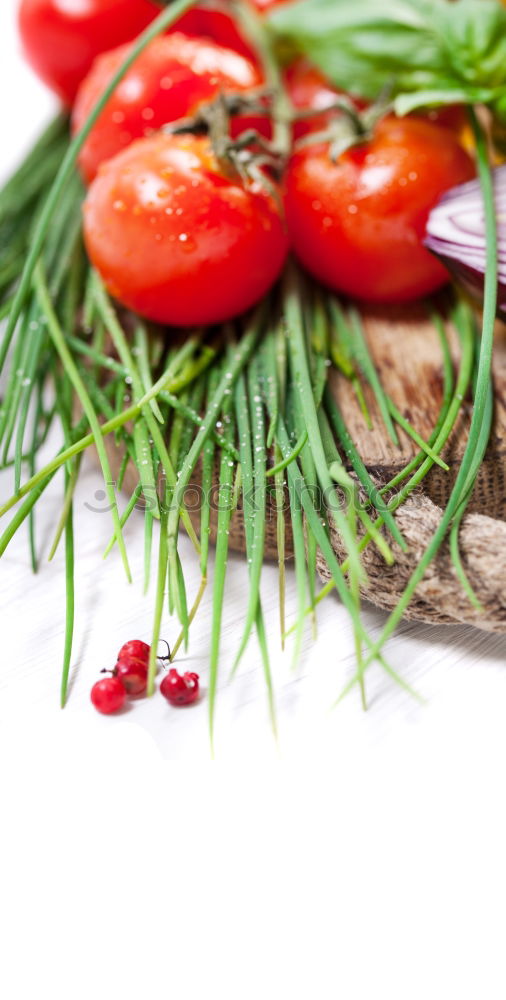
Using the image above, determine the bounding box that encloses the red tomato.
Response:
[73,33,265,183]
[250,0,294,11]
[284,57,367,140]
[421,105,467,132]
[18,0,159,105]
[284,117,476,304]
[83,133,288,327]
[172,3,259,63]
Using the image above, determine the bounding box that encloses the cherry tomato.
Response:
[250,0,294,11]
[172,3,258,63]
[284,117,476,304]
[73,33,265,183]
[83,133,288,327]
[421,105,467,133]
[18,0,159,105]
[284,57,367,140]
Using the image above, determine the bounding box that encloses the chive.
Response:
[286,368,319,639]
[324,387,407,551]
[292,299,475,628]
[134,322,164,424]
[13,318,47,492]
[331,461,366,708]
[229,363,276,731]
[60,493,75,709]
[143,507,154,596]
[34,263,132,582]
[90,274,206,547]
[147,502,169,698]
[0,115,68,214]
[272,410,404,683]
[264,322,288,642]
[0,415,90,556]
[166,310,263,564]
[102,483,142,559]
[208,392,236,753]
[448,370,493,612]
[0,341,199,520]
[317,402,393,564]
[64,332,238,457]
[344,305,399,445]
[285,435,309,668]
[48,456,82,562]
[167,343,216,395]
[381,307,456,492]
[200,366,220,579]
[27,377,45,573]
[387,398,450,471]
[116,447,130,493]
[266,429,307,477]
[231,354,268,672]
[284,267,366,585]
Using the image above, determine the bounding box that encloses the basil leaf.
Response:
[268,0,506,110]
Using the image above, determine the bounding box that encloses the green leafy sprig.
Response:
[268,0,506,117]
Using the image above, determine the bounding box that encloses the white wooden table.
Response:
[2,1,505,764]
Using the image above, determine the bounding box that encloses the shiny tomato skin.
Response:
[284,58,340,139]
[284,117,476,304]
[284,57,367,140]
[172,3,259,63]
[18,0,159,105]
[73,33,265,183]
[84,133,288,327]
[250,0,294,11]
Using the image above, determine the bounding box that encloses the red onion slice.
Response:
[425,165,506,313]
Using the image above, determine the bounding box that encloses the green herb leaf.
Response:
[268,0,506,113]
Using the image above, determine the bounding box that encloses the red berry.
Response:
[117,639,150,666]
[114,657,148,696]
[160,669,200,706]
[90,677,126,715]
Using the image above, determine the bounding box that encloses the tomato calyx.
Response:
[165,90,285,189]
[294,88,394,161]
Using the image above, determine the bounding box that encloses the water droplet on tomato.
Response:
[113,200,127,212]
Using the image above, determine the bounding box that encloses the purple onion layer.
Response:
[424,164,506,315]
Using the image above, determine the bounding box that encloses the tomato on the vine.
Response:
[284,116,476,304]
[73,33,266,183]
[83,133,288,327]
[18,0,159,105]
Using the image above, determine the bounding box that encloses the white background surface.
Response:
[1,0,505,762]
[1,3,505,995]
